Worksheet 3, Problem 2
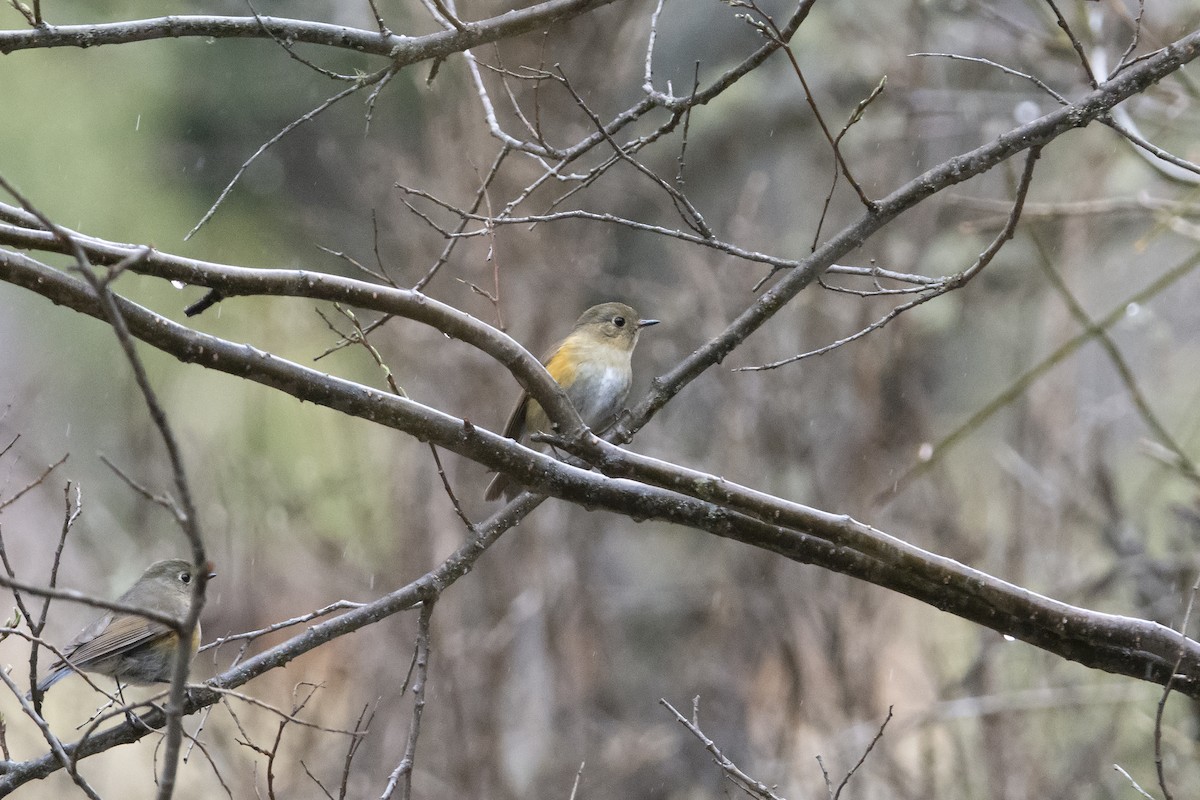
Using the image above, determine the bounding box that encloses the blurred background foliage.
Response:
[3,0,1200,797]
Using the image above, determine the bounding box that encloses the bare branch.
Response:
[622,29,1200,438]
[202,601,366,652]
[380,600,434,800]
[0,665,102,800]
[99,453,180,515]
[1031,233,1198,481]
[1043,0,1099,88]
[0,452,67,513]
[0,2,623,58]
[832,707,892,800]
[739,145,1042,370]
[881,248,1200,499]
[1113,764,1157,800]
[661,697,783,800]
[909,51,1069,105]
[185,73,387,239]
[0,173,210,800]
[549,66,713,237]
[5,238,1200,708]
[1153,579,1200,800]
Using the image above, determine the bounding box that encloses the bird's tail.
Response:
[28,664,71,698]
[484,472,511,502]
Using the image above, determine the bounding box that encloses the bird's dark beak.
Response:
[637,318,660,329]
[205,561,217,580]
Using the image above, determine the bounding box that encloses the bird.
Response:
[485,301,659,501]
[34,558,215,694]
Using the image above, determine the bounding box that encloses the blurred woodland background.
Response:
[3,0,1200,797]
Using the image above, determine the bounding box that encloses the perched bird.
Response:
[485,301,659,501]
[34,558,214,694]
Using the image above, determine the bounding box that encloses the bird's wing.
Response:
[498,393,530,441]
[500,336,576,440]
[61,614,172,666]
[542,337,581,387]
[487,394,532,501]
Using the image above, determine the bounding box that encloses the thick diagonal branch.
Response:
[1,251,1198,711]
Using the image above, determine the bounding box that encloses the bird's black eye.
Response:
[613,316,626,328]
[180,571,192,584]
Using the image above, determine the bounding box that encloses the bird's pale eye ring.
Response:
[180,571,192,584]
[613,316,626,328]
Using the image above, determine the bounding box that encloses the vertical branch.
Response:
[1043,0,1099,88]
[811,76,887,251]
[28,482,80,710]
[0,174,207,800]
[381,599,435,800]
[338,705,376,800]
[0,459,73,711]
[1153,579,1199,800]
[736,2,874,210]
[1108,0,1146,78]
[410,145,509,298]
[675,62,701,188]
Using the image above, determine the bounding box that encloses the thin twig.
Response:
[245,0,361,81]
[811,75,887,250]
[316,245,391,286]
[27,481,81,710]
[1152,579,1200,800]
[0,573,186,630]
[879,247,1200,501]
[267,683,323,799]
[1113,764,1157,800]
[185,70,389,239]
[301,760,337,800]
[201,600,366,652]
[909,52,1068,105]
[550,66,713,238]
[1101,115,1200,179]
[1031,233,1198,481]
[428,445,478,535]
[1044,0,1099,88]
[207,685,366,735]
[99,453,179,513]
[1108,0,1146,78]
[832,706,892,800]
[567,761,586,800]
[0,452,67,512]
[398,186,936,284]
[414,147,511,292]
[424,0,466,30]
[380,600,435,800]
[676,62,700,188]
[368,210,397,287]
[661,697,784,800]
[737,2,872,209]
[339,705,376,800]
[364,66,402,132]
[176,732,233,798]
[740,145,1042,371]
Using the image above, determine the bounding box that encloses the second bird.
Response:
[485,301,659,501]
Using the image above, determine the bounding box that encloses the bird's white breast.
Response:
[572,365,632,428]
